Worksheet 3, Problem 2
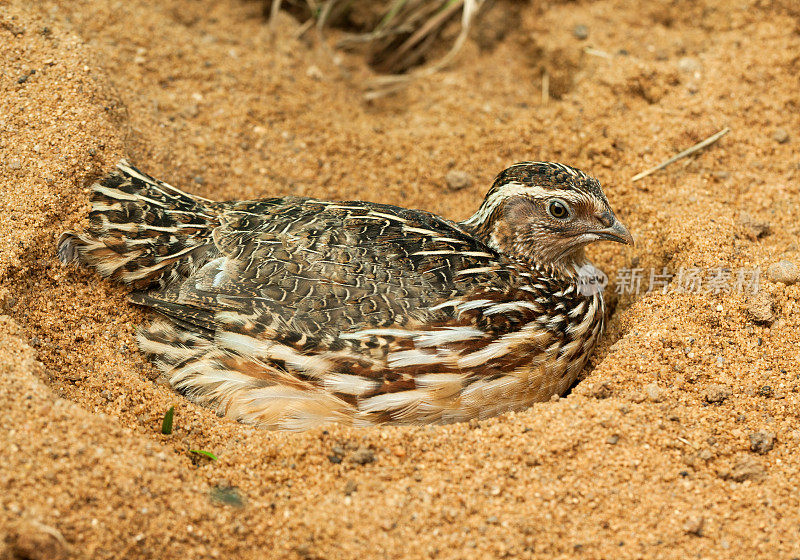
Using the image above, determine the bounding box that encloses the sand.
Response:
[2,0,800,558]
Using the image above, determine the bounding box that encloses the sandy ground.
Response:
[2,0,800,558]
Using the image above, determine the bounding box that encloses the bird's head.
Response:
[461,162,633,271]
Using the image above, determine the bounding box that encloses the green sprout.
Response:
[190,449,218,461]
[161,406,175,435]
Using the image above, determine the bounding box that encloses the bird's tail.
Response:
[58,160,219,290]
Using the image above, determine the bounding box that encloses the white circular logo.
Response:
[577,264,608,296]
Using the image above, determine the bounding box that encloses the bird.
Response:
[58,160,633,430]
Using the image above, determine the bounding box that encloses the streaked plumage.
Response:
[58,160,632,430]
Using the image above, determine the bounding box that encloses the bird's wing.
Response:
[131,197,558,352]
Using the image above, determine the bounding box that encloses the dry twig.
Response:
[676,436,698,450]
[632,127,731,182]
[541,70,549,106]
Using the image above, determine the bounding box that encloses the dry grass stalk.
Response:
[269,0,485,99]
[631,127,731,182]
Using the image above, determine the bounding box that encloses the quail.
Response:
[59,160,633,430]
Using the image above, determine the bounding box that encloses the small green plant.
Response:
[190,449,218,461]
[161,406,175,435]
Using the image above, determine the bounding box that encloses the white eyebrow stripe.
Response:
[546,192,584,205]
[505,161,589,180]
[460,160,606,230]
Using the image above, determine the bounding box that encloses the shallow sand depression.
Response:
[2,0,800,558]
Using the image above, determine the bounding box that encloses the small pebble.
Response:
[606,434,619,445]
[445,170,473,191]
[588,381,612,399]
[704,384,731,404]
[683,515,705,537]
[9,157,22,170]
[344,479,358,495]
[4,22,25,36]
[772,128,789,144]
[182,104,199,118]
[767,260,799,284]
[737,212,771,240]
[209,485,245,508]
[744,292,776,325]
[749,431,775,455]
[350,446,375,465]
[677,56,701,73]
[9,521,71,560]
[726,457,766,482]
[629,391,646,404]
[645,382,663,402]
[306,65,323,81]
[572,24,589,40]
[524,456,540,467]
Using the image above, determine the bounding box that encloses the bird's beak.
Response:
[596,221,634,246]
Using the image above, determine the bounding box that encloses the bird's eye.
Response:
[547,199,571,220]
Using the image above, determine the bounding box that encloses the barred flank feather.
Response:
[58,160,219,290]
